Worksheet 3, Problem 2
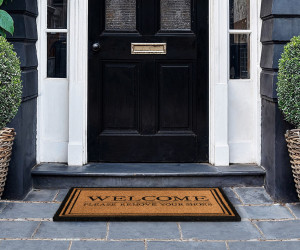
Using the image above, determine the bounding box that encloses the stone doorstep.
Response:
[31,163,265,189]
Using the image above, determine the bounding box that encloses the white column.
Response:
[68,0,88,165]
[209,0,230,166]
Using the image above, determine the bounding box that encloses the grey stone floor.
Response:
[0,187,300,250]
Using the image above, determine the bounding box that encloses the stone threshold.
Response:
[32,163,265,189]
[32,163,265,177]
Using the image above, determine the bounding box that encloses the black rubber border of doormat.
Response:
[53,187,241,222]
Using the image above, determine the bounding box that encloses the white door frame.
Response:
[37,0,261,166]
[67,0,230,166]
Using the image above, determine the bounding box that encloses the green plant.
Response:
[0,36,22,129]
[277,35,300,128]
[0,0,14,37]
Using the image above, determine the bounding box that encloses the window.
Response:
[160,0,191,31]
[47,0,68,78]
[229,0,250,79]
[105,0,136,31]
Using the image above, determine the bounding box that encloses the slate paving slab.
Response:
[0,203,60,219]
[287,203,300,219]
[236,205,294,220]
[0,221,39,238]
[147,241,227,250]
[228,241,300,250]
[0,202,6,213]
[34,221,107,239]
[54,189,70,202]
[70,241,145,250]
[109,222,180,240]
[233,187,274,205]
[0,240,70,250]
[24,189,59,202]
[180,221,262,240]
[256,220,300,239]
[222,187,242,205]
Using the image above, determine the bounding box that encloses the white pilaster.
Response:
[68,0,88,165]
[209,0,230,166]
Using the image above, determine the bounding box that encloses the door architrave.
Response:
[36,0,254,166]
[67,0,229,166]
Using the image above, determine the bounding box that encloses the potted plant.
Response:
[277,35,300,199]
[0,0,22,198]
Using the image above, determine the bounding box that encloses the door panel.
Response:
[158,63,192,130]
[99,136,197,162]
[88,0,209,162]
[102,63,139,132]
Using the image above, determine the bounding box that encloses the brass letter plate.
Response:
[131,43,167,54]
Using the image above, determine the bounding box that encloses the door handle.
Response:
[92,42,101,52]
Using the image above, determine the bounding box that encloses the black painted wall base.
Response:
[3,98,37,200]
[261,98,298,202]
[260,0,300,202]
[1,0,38,200]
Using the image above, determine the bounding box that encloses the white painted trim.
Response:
[36,0,42,164]
[256,0,262,165]
[37,0,71,164]
[209,0,230,165]
[227,0,261,164]
[229,30,252,34]
[67,0,88,165]
[45,29,68,33]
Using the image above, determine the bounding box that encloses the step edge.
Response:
[32,172,265,177]
[32,167,265,177]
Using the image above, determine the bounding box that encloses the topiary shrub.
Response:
[0,36,22,130]
[277,35,300,128]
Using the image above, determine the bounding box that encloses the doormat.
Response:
[53,187,240,221]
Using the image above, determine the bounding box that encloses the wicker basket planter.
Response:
[285,129,300,199]
[0,128,16,199]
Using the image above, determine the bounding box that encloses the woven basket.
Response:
[285,129,300,199]
[0,128,16,199]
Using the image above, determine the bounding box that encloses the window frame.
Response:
[229,0,252,81]
[37,0,71,164]
[44,0,70,79]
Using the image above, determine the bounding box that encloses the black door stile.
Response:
[88,0,209,162]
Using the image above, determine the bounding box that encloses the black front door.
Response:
[88,0,208,162]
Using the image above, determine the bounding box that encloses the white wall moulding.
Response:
[67,0,88,165]
[37,0,261,166]
[209,0,230,166]
[256,0,262,165]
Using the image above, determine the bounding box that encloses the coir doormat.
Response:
[53,187,240,221]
